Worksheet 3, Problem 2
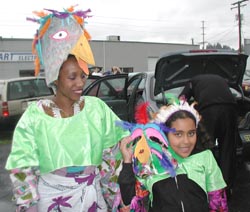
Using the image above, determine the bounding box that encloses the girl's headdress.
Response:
[154,94,201,127]
[27,5,95,87]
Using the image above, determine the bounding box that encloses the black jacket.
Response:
[118,163,209,212]
[179,74,236,111]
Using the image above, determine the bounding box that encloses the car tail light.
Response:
[243,84,250,91]
[2,102,9,117]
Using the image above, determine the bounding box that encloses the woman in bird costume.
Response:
[5,6,130,212]
[118,97,228,212]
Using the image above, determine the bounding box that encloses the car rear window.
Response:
[7,78,53,101]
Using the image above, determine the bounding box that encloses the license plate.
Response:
[243,134,250,143]
[239,131,250,143]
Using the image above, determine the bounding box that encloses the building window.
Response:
[121,67,134,73]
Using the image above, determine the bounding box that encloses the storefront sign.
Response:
[0,52,36,62]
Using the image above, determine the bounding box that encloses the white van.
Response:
[0,77,54,127]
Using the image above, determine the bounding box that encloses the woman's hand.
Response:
[120,136,133,163]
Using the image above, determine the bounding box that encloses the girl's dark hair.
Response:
[165,110,214,153]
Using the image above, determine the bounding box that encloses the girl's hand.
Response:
[120,136,133,163]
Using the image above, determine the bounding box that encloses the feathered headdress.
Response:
[155,97,201,127]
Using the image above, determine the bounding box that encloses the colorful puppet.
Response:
[117,102,177,179]
[116,102,178,210]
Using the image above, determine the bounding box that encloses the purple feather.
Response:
[43,8,91,19]
[159,123,175,133]
[43,9,70,19]
[132,158,139,174]
[115,120,135,131]
[161,153,176,177]
[74,9,92,18]
[26,17,39,23]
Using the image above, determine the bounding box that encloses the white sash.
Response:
[37,171,107,211]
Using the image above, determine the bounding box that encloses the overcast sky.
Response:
[0,0,249,49]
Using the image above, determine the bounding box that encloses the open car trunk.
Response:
[154,50,248,96]
[153,50,250,160]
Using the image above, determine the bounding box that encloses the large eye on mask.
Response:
[130,125,169,149]
[132,136,141,146]
[150,136,164,146]
[145,127,169,148]
[50,30,69,40]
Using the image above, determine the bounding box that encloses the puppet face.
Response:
[130,123,177,178]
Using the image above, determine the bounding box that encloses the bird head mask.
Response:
[27,6,95,87]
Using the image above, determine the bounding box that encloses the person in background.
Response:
[103,69,112,76]
[179,74,238,197]
[112,66,122,74]
[5,6,129,212]
[118,99,228,212]
[91,66,103,76]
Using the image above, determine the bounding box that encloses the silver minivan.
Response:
[0,77,54,126]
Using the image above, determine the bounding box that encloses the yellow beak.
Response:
[71,32,95,75]
[134,135,151,164]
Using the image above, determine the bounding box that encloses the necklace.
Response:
[53,101,81,118]
[57,102,80,118]
[39,98,83,118]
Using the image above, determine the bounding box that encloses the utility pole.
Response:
[231,0,249,53]
[201,21,205,49]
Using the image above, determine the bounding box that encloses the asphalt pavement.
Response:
[0,129,15,212]
[1,128,250,212]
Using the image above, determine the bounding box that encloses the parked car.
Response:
[0,76,54,127]
[83,73,146,122]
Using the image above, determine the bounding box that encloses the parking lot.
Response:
[1,127,250,211]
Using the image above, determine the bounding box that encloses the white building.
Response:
[0,36,199,79]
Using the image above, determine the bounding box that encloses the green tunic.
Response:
[143,150,226,201]
[6,96,129,174]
